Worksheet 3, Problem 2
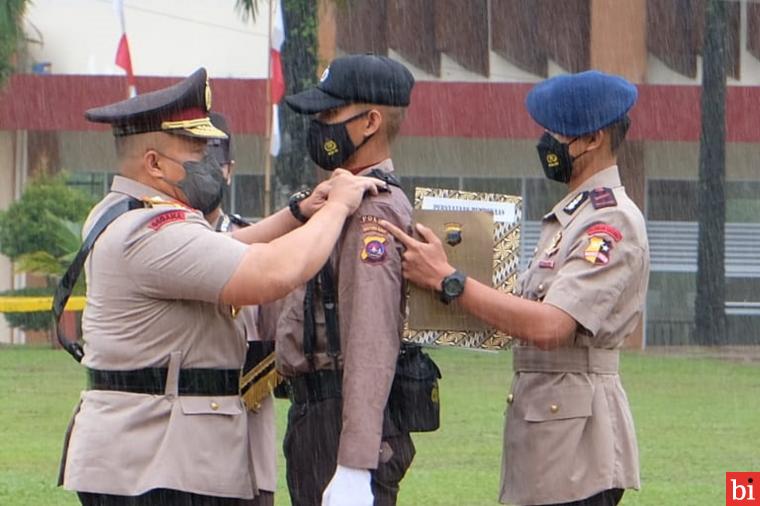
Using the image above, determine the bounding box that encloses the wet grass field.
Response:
[1,345,758,505]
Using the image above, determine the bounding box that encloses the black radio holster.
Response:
[389,343,442,432]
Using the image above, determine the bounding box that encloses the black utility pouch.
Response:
[389,344,442,433]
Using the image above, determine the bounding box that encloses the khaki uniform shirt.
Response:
[220,216,278,495]
[501,166,649,505]
[61,176,257,498]
[276,159,412,470]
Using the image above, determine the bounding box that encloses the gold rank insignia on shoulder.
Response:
[141,195,190,209]
[544,230,562,257]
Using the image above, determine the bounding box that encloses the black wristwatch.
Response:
[288,188,312,224]
[439,270,467,304]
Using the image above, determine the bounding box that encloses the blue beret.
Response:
[526,70,638,137]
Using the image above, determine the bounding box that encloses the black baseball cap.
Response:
[85,68,227,139]
[285,54,415,114]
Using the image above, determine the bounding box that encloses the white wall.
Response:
[0,132,16,344]
[23,0,271,78]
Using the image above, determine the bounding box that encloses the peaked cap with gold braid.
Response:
[85,67,227,140]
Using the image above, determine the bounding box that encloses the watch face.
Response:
[443,276,464,297]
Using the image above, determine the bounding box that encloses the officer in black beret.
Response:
[383,70,649,506]
[57,67,386,506]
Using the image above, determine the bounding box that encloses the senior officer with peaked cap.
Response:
[58,68,385,506]
[382,71,649,506]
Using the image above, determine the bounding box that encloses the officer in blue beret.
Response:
[382,70,649,506]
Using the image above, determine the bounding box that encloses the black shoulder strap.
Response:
[320,261,341,370]
[52,197,144,362]
[229,213,252,227]
[367,168,402,189]
[302,260,341,371]
[303,276,318,371]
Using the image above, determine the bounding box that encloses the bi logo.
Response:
[727,472,759,505]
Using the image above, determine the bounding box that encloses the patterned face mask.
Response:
[306,110,373,171]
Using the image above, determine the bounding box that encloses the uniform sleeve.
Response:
[124,212,248,303]
[542,212,646,336]
[336,201,407,470]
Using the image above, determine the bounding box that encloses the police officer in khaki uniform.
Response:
[58,68,385,505]
[383,71,649,506]
[275,54,416,506]
[205,112,277,506]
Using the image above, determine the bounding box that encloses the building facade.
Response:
[1,0,758,345]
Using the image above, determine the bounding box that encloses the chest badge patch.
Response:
[538,259,555,269]
[544,230,563,257]
[584,236,613,265]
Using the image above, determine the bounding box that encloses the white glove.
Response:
[321,464,373,506]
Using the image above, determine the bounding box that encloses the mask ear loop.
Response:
[567,135,595,164]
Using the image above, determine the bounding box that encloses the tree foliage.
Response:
[0,0,28,87]
[0,175,93,261]
[236,0,320,209]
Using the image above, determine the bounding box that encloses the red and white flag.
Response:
[113,0,137,97]
[269,0,285,156]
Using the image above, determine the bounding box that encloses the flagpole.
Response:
[263,0,275,217]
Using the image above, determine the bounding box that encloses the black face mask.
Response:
[307,110,373,171]
[160,153,226,214]
[536,132,589,184]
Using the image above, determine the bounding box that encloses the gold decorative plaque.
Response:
[404,187,522,349]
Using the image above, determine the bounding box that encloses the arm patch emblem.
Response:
[586,223,623,242]
[584,236,613,265]
[149,210,187,231]
[359,215,390,264]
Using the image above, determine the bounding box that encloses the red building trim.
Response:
[0,74,756,142]
[0,74,267,134]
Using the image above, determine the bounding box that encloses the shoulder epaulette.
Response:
[589,187,617,209]
[367,168,402,190]
[141,195,192,210]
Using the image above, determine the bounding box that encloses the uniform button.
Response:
[507,394,514,404]
[550,404,559,414]
[538,283,545,291]
[210,401,220,411]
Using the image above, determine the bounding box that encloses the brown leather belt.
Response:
[513,346,619,374]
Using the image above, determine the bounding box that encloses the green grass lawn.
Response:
[1,346,758,505]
